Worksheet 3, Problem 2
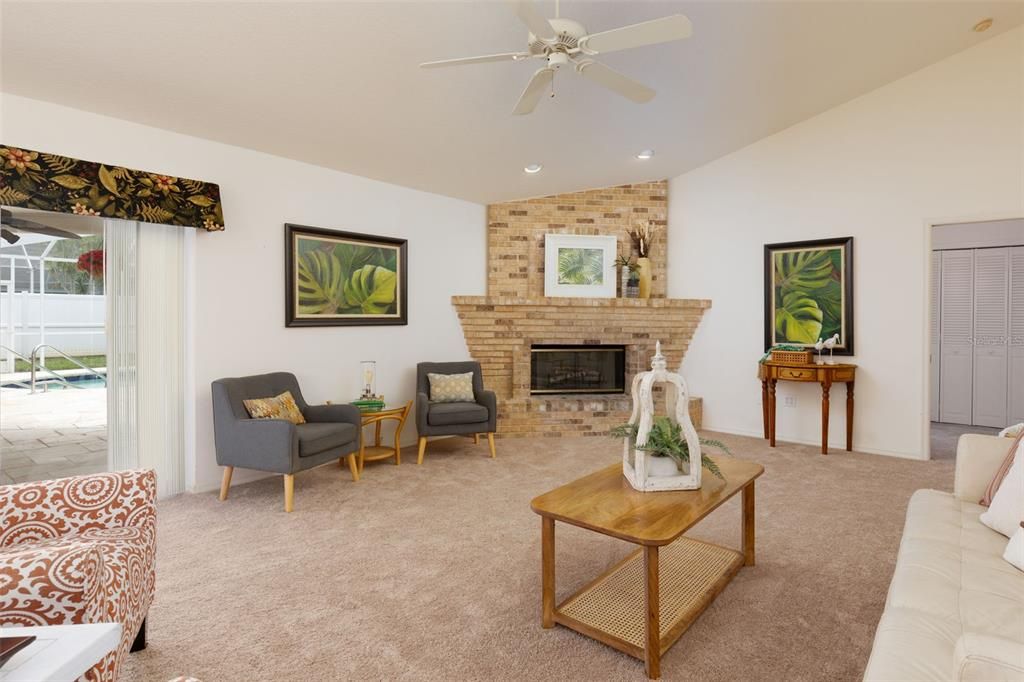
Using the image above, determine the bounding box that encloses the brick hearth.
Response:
[452,296,710,437]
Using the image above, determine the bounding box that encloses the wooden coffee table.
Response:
[530,457,764,679]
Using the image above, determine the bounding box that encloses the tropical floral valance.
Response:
[0,145,224,231]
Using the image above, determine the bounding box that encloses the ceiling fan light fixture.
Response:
[972,18,993,32]
[420,1,692,116]
[636,149,655,160]
[524,163,543,174]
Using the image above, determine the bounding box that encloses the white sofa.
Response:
[864,434,1024,681]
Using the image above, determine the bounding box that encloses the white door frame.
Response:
[921,212,1023,459]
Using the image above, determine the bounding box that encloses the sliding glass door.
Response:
[1,210,187,496]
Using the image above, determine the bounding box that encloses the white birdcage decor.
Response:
[622,341,703,492]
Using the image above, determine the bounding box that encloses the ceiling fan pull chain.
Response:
[550,73,556,99]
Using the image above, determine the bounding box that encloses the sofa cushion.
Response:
[865,606,961,682]
[1005,526,1024,572]
[980,439,1024,537]
[980,430,1023,506]
[427,401,488,426]
[296,422,357,457]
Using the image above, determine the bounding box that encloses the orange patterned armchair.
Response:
[0,470,156,681]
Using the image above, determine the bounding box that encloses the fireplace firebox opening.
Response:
[530,344,626,395]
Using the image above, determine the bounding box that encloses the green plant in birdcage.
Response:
[610,417,727,479]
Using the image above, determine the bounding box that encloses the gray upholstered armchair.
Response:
[415,361,497,464]
[211,372,361,512]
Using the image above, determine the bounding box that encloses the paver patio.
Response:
[0,387,106,484]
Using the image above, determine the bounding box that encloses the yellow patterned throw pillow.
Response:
[428,372,475,403]
[243,391,307,424]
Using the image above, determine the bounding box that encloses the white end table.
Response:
[0,623,121,682]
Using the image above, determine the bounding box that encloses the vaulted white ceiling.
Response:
[2,1,1021,204]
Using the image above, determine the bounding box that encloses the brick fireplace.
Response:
[452,180,711,438]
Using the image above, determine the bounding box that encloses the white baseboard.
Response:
[699,422,927,461]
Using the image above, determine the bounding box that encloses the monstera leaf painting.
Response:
[764,238,853,354]
[286,225,407,327]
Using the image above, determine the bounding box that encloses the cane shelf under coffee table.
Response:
[530,457,763,679]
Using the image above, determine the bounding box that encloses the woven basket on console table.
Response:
[770,349,813,364]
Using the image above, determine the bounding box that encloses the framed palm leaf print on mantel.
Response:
[285,224,408,327]
[764,237,854,355]
[543,234,617,298]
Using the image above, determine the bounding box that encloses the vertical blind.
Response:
[105,219,185,497]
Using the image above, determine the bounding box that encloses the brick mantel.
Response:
[451,296,709,310]
[452,296,711,437]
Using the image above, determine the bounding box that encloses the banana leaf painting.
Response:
[285,224,407,327]
[764,237,854,355]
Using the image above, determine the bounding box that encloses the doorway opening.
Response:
[928,217,1023,459]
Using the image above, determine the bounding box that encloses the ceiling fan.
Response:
[419,0,692,115]
[1,208,81,245]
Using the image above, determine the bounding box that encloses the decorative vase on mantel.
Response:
[636,257,652,299]
[628,221,658,300]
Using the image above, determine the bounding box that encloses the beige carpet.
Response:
[121,432,953,682]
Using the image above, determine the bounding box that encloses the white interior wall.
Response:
[0,94,486,492]
[668,26,1023,459]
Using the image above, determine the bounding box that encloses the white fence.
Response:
[0,292,106,358]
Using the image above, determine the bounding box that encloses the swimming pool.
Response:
[2,374,106,390]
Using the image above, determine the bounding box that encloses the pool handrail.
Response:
[29,344,107,393]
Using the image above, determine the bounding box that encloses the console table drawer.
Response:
[832,368,855,381]
[777,367,816,381]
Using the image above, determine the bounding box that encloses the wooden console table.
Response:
[757,361,856,455]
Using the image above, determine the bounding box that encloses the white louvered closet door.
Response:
[972,248,1009,427]
[939,250,974,424]
[930,251,941,420]
[1010,246,1024,424]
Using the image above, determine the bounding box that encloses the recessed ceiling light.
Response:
[524,163,543,174]
[973,18,993,32]
[636,149,655,160]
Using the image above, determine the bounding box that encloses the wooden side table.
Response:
[357,401,412,472]
[757,360,856,455]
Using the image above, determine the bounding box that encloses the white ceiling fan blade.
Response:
[580,15,692,55]
[576,60,654,103]
[420,52,529,68]
[512,67,554,115]
[516,0,555,40]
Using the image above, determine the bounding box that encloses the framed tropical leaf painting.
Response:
[764,237,854,354]
[285,224,407,327]
[543,234,616,298]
